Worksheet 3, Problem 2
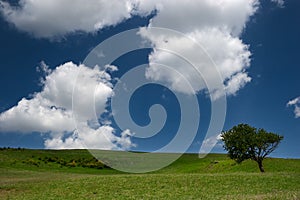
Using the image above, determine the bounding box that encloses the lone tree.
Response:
[221,124,283,172]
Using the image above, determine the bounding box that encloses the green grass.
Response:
[0,148,299,199]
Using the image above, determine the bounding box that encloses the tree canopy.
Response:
[221,124,283,172]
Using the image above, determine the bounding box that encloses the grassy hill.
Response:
[0,148,299,199]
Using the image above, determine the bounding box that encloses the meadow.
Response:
[0,148,299,199]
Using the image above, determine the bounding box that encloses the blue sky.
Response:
[0,0,299,158]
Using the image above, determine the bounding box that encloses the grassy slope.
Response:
[0,149,299,199]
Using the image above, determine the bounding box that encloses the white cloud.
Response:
[199,133,223,155]
[0,0,134,38]
[0,0,273,150]
[225,72,252,96]
[287,97,300,106]
[287,97,300,118]
[0,97,74,133]
[45,126,135,150]
[0,0,259,98]
[271,0,285,8]
[0,0,260,39]
[135,0,258,36]
[0,62,135,150]
[138,0,258,99]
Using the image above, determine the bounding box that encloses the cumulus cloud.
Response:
[271,0,285,8]
[0,0,260,38]
[0,0,260,98]
[135,0,258,155]
[225,72,252,96]
[287,97,300,118]
[135,0,258,36]
[0,0,277,151]
[44,126,134,150]
[199,133,223,155]
[0,62,135,149]
[0,0,134,38]
[138,0,257,99]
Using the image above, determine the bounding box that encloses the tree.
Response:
[221,124,283,172]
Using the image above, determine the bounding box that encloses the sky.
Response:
[0,0,299,158]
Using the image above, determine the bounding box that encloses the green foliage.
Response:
[22,158,40,167]
[221,124,283,172]
[0,148,111,173]
[38,155,108,169]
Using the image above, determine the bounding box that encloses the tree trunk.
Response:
[257,159,265,173]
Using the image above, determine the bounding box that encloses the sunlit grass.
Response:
[0,149,299,199]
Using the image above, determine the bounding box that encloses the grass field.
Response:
[0,148,299,199]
